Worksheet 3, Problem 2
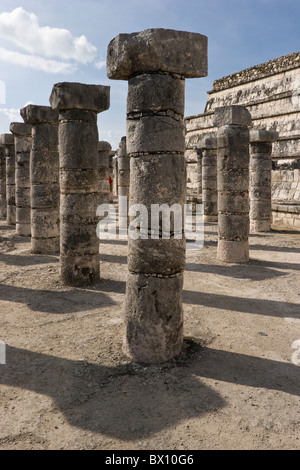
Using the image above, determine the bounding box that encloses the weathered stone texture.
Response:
[201,136,217,221]
[186,52,300,160]
[21,105,59,254]
[107,28,207,363]
[10,122,32,236]
[215,106,251,263]
[98,141,111,205]
[107,28,208,79]
[0,144,6,217]
[250,129,278,232]
[1,133,15,225]
[50,82,110,286]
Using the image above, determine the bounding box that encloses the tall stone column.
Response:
[1,134,15,225]
[108,151,114,203]
[117,136,130,230]
[0,143,6,218]
[107,28,208,363]
[196,148,202,199]
[49,82,110,286]
[98,141,111,205]
[249,129,278,232]
[21,105,59,254]
[113,156,118,196]
[201,136,218,222]
[9,122,32,236]
[214,106,252,263]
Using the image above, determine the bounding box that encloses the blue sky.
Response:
[0,0,299,149]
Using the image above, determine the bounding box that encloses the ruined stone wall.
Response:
[185,52,300,204]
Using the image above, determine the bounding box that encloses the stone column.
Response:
[214,106,252,263]
[113,156,118,196]
[108,151,114,202]
[0,143,6,218]
[21,105,59,254]
[201,136,218,222]
[1,134,15,225]
[117,136,130,230]
[49,82,110,286]
[196,148,202,199]
[107,28,208,363]
[249,129,278,232]
[9,122,32,236]
[98,141,111,205]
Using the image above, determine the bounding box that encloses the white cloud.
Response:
[0,107,23,123]
[0,47,77,74]
[0,7,97,63]
[0,7,99,73]
[94,59,106,70]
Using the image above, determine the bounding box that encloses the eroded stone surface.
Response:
[213,105,252,127]
[21,105,59,254]
[49,82,110,113]
[107,28,208,79]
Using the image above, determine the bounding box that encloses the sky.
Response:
[0,0,299,150]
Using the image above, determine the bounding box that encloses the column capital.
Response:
[213,105,252,127]
[49,82,110,113]
[107,28,207,80]
[20,105,58,124]
[250,129,279,143]
[0,133,14,145]
[9,122,32,136]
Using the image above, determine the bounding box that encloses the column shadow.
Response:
[0,344,225,440]
[0,283,117,314]
[182,290,299,319]
[0,340,298,441]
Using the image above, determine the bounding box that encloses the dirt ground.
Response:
[0,214,299,451]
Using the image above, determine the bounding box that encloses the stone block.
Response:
[31,237,59,255]
[218,191,249,213]
[127,73,185,115]
[16,223,31,237]
[250,129,279,143]
[98,141,112,152]
[217,126,250,149]
[218,213,249,240]
[217,169,249,192]
[107,28,208,79]
[20,105,58,124]
[59,121,98,169]
[60,223,99,256]
[49,82,110,113]
[202,136,217,149]
[123,272,184,363]
[118,156,130,171]
[127,116,185,154]
[128,236,185,275]
[214,106,252,127]
[0,134,14,145]
[217,146,249,170]
[217,239,249,263]
[60,254,100,287]
[130,153,186,207]
[10,122,32,136]
[60,193,98,224]
[60,169,98,194]
[31,184,60,209]
[31,209,60,238]
[250,219,271,233]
